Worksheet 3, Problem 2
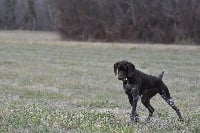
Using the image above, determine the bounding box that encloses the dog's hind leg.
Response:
[161,94,184,121]
[159,84,183,121]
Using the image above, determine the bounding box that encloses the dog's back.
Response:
[133,69,171,98]
[135,69,162,87]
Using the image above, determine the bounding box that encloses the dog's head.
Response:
[114,60,135,81]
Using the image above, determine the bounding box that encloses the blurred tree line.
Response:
[0,0,200,44]
[0,0,56,30]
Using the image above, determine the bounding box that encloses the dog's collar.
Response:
[123,78,128,82]
[122,78,128,83]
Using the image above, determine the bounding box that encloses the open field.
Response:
[0,31,200,132]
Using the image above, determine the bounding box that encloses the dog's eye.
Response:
[118,67,124,71]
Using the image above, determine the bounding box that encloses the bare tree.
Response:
[0,0,7,29]
[34,0,56,30]
[0,0,56,30]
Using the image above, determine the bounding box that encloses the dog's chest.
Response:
[123,82,137,92]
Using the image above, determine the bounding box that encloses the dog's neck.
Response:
[123,77,136,85]
[122,77,130,84]
[123,78,138,92]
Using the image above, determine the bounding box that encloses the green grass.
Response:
[0,31,199,132]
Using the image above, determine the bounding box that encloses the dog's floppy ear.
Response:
[127,62,135,77]
[114,62,119,76]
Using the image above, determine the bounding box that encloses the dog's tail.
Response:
[158,70,165,80]
[158,70,171,98]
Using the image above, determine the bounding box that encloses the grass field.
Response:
[0,31,199,132]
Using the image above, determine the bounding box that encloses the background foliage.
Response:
[56,0,200,43]
[0,0,200,44]
[0,0,56,30]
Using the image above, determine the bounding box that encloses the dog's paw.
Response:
[179,117,184,122]
[130,114,139,123]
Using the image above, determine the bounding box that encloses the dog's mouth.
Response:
[118,77,128,81]
[115,70,127,81]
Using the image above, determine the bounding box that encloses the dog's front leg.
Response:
[130,85,139,122]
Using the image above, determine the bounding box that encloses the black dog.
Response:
[114,60,183,121]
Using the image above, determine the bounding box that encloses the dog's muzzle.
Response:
[118,77,128,81]
[116,69,128,81]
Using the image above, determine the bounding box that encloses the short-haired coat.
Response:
[114,60,183,121]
